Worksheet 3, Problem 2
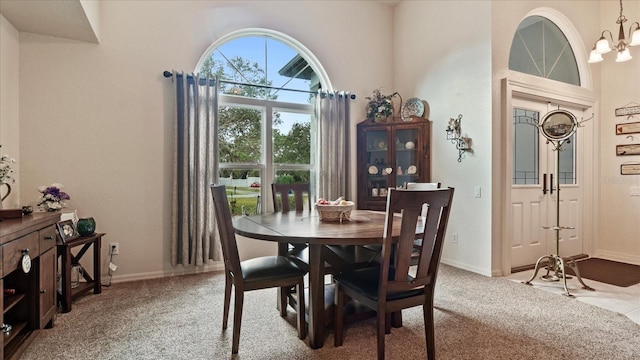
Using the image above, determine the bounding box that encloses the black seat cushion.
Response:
[334,266,423,301]
[241,256,306,282]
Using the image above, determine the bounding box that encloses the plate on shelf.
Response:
[407,165,417,175]
[374,138,386,150]
[368,165,378,175]
[401,98,425,121]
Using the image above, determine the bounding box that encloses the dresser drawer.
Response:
[39,225,57,254]
[2,232,39,277]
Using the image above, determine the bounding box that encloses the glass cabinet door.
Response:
[364,129,389,199]
[394,128,420,188]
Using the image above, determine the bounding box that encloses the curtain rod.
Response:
[163,71,356,99]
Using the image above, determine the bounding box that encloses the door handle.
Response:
[542,173,547,195]
[550,174,554,194]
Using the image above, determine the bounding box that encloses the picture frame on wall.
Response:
[56,220,78,244]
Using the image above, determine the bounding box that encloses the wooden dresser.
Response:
[0,212,60,360]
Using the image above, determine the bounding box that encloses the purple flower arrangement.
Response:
[37,183,70,211]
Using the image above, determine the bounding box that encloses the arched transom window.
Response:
[509,16,580,86]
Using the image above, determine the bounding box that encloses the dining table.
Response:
[232,209,422,349]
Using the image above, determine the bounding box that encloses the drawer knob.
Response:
[45,236,54,240]
[40,289,47,294]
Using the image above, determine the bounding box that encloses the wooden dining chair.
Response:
[210,184,307,355]
[271,183,312,315]
[334,187,455,360]
[271,183,311,213]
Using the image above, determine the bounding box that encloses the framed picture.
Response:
[56,220,78,243]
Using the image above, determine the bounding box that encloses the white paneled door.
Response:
[511,98,585,268]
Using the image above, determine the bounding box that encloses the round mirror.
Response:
[539,109,578,141]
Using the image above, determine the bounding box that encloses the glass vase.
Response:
[77,217,96,236]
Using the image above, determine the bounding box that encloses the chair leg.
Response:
[334,286,344,347]
[232,288,244,354]
[296,279,306,339]
[377,310,386,360]
[423,288,435,360]
[384,313,391,334]
[279,286,288,317]
[222,272,232,330]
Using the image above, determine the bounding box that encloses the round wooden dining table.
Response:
[233,209,419,349]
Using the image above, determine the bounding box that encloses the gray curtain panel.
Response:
[171,71,221,266]
[315,91,351,201]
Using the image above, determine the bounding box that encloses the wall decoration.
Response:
[616,121,640,135]
[615,105,640,117]
[616,143,640,156]
[620,163,640,175]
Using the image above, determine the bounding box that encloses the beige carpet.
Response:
[21,265,640,360]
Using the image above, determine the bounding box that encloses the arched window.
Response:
[197,29,329,215]
[509,16,580,86]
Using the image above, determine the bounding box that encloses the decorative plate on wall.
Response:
[401,98,425,121]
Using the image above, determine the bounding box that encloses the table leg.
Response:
[308,243,324,349]
[93,235,102,294]
[61,246,72,313]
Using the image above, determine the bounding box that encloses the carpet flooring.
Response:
[19,265,640,360]
[565,258,640,287]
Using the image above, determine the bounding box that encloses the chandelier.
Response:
[588,0,640,63]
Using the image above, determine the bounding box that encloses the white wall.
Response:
[0,14,20,208]
[394,1,494,275]
[11,0,396,281]
[596,0,640,263]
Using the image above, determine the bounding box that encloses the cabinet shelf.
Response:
[2,294,25,315]
[2,321,28,348]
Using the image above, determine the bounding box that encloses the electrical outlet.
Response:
[452,234,459,244]
[110,242,119,255]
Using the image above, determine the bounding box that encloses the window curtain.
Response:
[315,90,351,201]
[170,71,221,266]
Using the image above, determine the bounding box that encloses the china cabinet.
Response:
[357,117,431,210]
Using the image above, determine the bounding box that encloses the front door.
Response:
[510,98,585,268]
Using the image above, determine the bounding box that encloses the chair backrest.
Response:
[405,182,441,217]
[210,185,242,278]
[271,183,311,212]
[379,187,454,298]
[405,182,441,190]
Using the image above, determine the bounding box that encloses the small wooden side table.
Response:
[56,233,104,313]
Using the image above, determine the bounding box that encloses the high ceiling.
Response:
[0,0,98,43]
[0,0,400,44]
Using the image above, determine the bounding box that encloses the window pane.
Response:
[218,105,262,163]
[218,168,262,216]
[273,111,311,164]
[513,108,539,185]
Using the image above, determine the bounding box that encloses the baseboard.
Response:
[440,258,493,277]
[106,262,225,283]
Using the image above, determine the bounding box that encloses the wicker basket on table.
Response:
[316,202,354,222]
